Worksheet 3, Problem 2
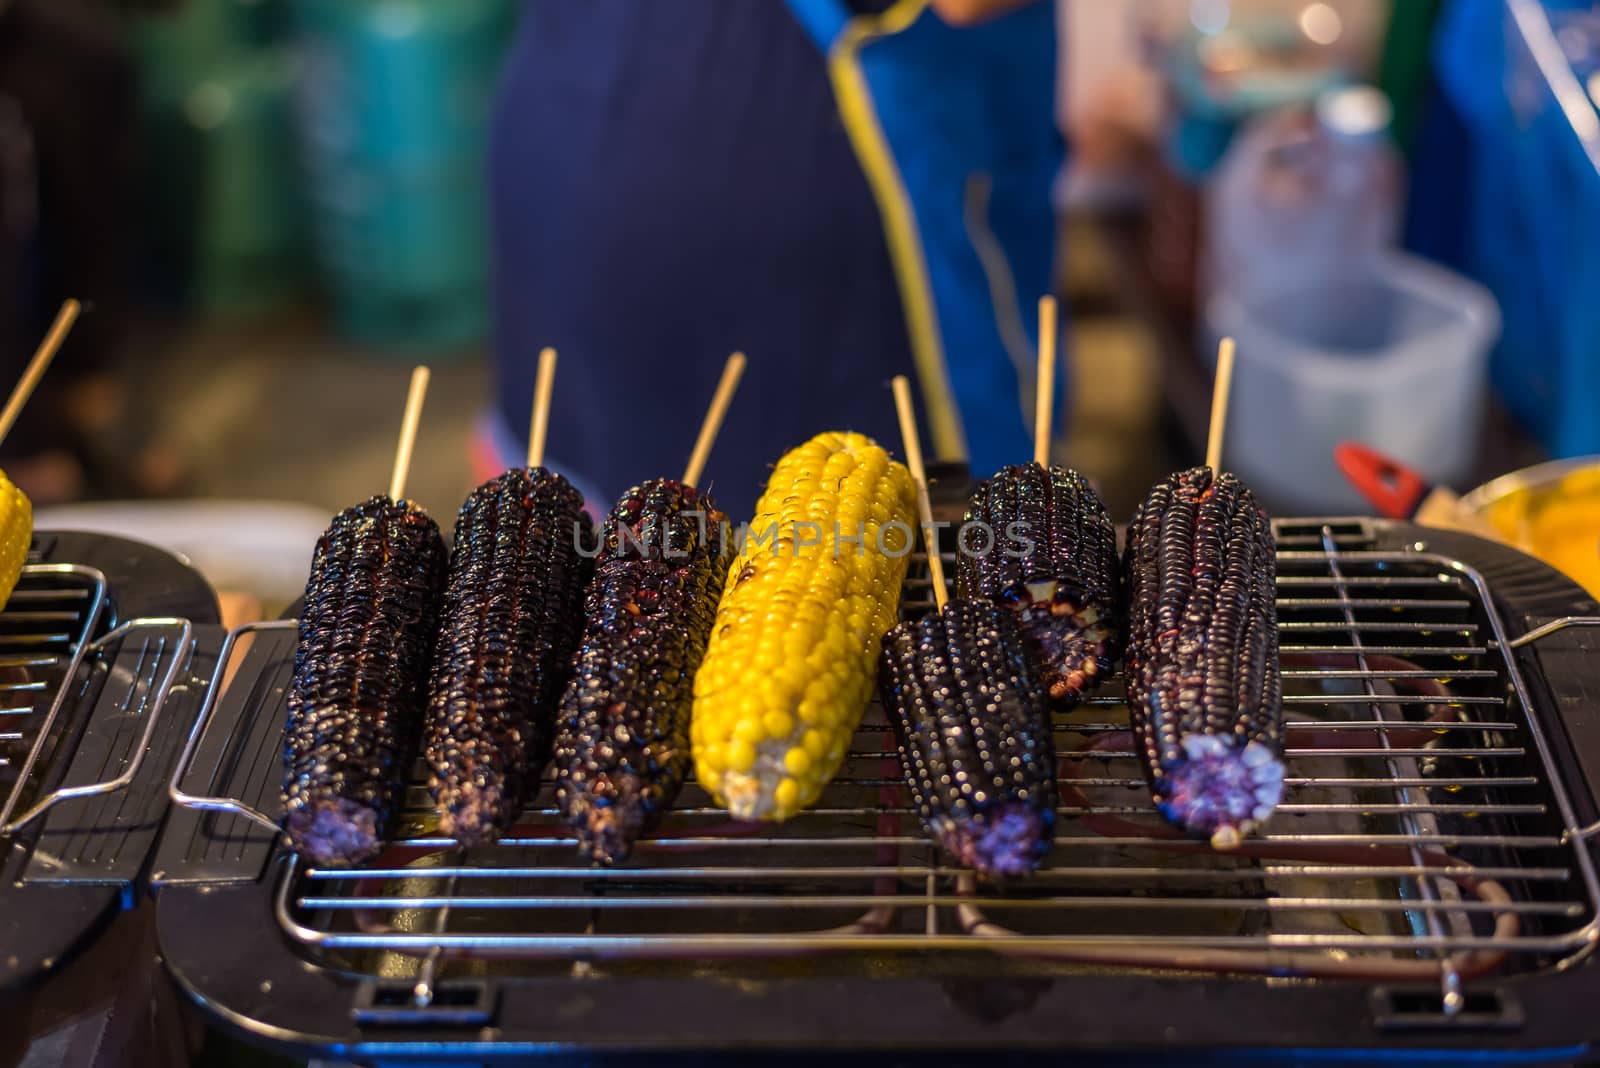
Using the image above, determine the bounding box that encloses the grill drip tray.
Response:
[154,520,1600,1062]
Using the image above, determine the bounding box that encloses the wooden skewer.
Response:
[1033,295,1058,468]
[528,348,560,470]
[1204,336,1236,473]
[388,365,430,502]
[892,374,948,610]
[682,352,746,488]
[0,299,81,448]
[527,347,558,469]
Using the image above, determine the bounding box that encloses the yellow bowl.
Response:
[1458,457,1600,599]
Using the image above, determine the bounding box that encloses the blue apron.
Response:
[785,0,1064,478]
[488,0,1059,517]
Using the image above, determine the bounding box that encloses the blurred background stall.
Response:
[1,0,1597,643]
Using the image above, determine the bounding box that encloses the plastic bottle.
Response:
[1201,86,1502,515]
[1202,85,1402,307]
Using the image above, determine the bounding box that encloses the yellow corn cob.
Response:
[691,431,916,821]
[0,474,31,609]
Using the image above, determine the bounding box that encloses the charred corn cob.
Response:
[879,600,1057,877]
[423,468,593,846]
[0,474,31,609]
[692,431,916,821]
[1123,466,1284,848]
[956,463,1119,705]
[283,496,447,867]
[554,479,729,864]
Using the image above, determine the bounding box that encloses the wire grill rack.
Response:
[168,521,1600,1013]
[0,563,194,836]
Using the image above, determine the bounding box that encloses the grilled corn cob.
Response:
[692,431,916,821]
[283,496,447,867]
[956,463,1119,704]
[554,479,729,863]
[879,600,1057,877]
[423,468,593,846]
[1123,466,1283,848]
[0,474,31,609]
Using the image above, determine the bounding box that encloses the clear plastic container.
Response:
[1202,85,1402,308]
[1205,252,1500,515]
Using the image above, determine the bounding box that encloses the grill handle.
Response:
[1,617,196,835]
[1507,615,1600,649]
[166,619,293,834]
[1508,615,1600,843]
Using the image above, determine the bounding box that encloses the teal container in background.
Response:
[135,1,311,316]
[289,0,516,350]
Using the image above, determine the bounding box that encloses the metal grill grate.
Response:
[171,522,1600,1010]
[0,564,195,836]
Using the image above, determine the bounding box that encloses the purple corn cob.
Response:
[423,468,594,846]
[956,463,1120,705]
[283,496,447,867]
[878,599,1057,878]
[1123,466,1284,848]
[554,479,728,865]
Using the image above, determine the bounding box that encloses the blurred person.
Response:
[485,0,1062,516]
[0,0,186,504]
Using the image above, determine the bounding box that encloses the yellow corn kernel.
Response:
[692,431,915,821]
[783,747,811,776]
[0,474,32,609]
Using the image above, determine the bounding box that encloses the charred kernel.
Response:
[422,468,594,848]
[878,600,1056,879]
[1123,467,1284,846]
[283,495,448,868]
[956,463,1120,706]
[553,479,729,865]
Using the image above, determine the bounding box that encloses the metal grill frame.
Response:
[165,519,1600,1018]
[0,563,195,836]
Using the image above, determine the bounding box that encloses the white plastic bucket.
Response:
[1205,252,1500,515]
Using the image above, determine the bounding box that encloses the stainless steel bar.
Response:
[0,611,93,624]
[1278,621,1477,632]
[1060,721,1516,732]
[0,565,109,830]
[1508,616,1600,649]
[1280,668,1500,680]
[377,831,1569,849]
[302,863,1571,882]
[1,617,195,835]
[1317,528,1459,1012]
[295,894,1580,916]
[1275,576,1469,588]
[1052,775,1540,788]
[1048,747,1523,758]
[1277,597,1472,609]
[1282,645,1487,656]
[0,655,61,669]
[1281,694,1506,705]
[4,588,90,603]
[166,619,295,833]
[509,798,1546,818]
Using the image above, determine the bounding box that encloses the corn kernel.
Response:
[773,777,801,815]
[783,748,811,776]
[725,738,756,773]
